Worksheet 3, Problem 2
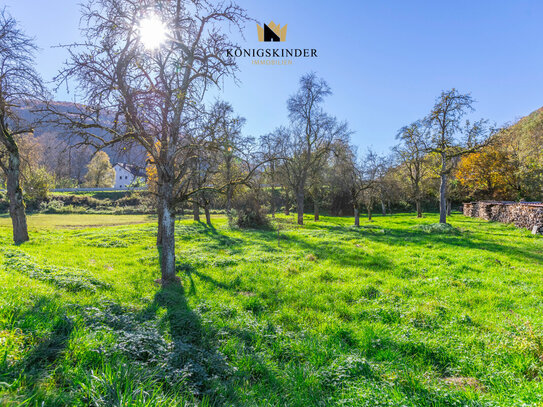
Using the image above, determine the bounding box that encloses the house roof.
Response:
[114,163,147,178]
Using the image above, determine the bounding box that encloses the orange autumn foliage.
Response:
[456,147,518,200]
[145,142,160,193]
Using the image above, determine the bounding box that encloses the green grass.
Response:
[1,212,543,406]
[0,213,156,230]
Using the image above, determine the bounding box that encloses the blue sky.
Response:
[4,0,543,152]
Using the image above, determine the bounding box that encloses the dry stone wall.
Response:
[463,201,543,232]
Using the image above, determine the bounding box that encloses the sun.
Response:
[138,14,168,50]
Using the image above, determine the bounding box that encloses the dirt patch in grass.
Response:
[238,291,256,297]
[443,377,486,392]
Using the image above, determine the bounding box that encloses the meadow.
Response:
[1,212,543,406]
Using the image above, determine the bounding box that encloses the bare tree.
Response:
[394,121,429,218]
[260,132,284,218]
[273,157,292,216]
[425,89,491,223]
[0,10,45,243]
[281,73,350,225]
[308,158,332,221]
[337,148,383,226]
[360,150,386,221]
[51,0,250,284]
[189,148,210,224]
[375,155,394,216]
[189,101,254,226]
[334,143,364,226]
[208,101,247,221]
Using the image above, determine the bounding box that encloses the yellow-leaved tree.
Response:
[83,151,115,188]
[456,147,519,200]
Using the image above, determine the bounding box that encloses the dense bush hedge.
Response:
[0,191,156,215]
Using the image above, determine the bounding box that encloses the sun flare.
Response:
[138,14,168,49]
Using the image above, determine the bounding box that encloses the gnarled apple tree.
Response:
[52,0,250,284]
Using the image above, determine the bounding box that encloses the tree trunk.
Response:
[226,185,232,219]
[354,207,360,227]
[157,183,176,284]
[284,190,290,215]
[381,200,386,216]
[156,202,163,246]
[270,185,276,218]
[204,205,211,225]
[296,188,304,225]
[368,207,372,221]
[6,149,29,244]
[414,182,422,218]
[439,157,447,223]
[314,201,319,221]
[225,155,232,220]
[193,201,200,222]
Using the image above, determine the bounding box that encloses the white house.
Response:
[113,163,147,189]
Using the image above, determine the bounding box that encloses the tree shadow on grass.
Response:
[154,281,204,346]
[349,224,543,266]
[176,222,244,251]
[284,232,394,270]
[138,281,241,404]
[285,218,543,268]
[175,215,537,284]
[1,296,74,398]
[174,215,542,289]
[237,226,395,272]
[176,261,239,295]
[176,224,397,283]
[19,316,73,376]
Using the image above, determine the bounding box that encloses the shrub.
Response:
[236,206,270,229]
[39,199,65,213]
[115,193,144,207]
[233,191,270,229]
[24,166,54,200]
[53,194,108,209]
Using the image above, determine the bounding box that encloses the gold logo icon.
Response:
[257,21,287,42]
